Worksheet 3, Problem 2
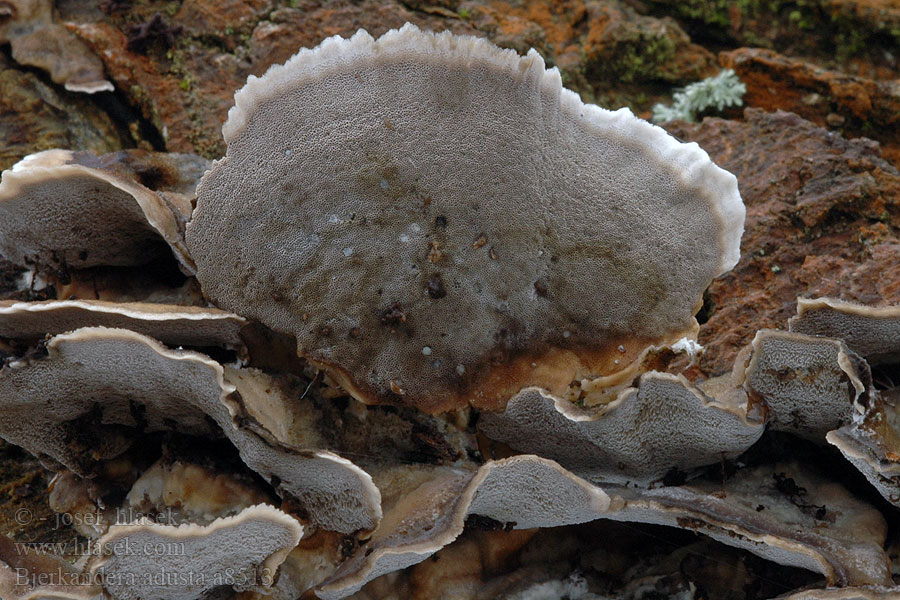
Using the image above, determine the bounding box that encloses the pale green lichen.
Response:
[651,69,746,123]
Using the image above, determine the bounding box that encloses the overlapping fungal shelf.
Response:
[1,22,899,600]
[0,0,112,93]
[478,373,765,485]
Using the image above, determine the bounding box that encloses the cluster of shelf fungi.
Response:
[1,23,899,600]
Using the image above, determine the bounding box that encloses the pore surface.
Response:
[188,24,743,412]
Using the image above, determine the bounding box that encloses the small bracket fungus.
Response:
[89,504,302,600]
[0,327,382,533]
[60,149,212,228]
[827,389,900,510]
[0,299,246,351]
[736,330,868,441]
[1,534,104,600]
[789,297,900,366]
[0,327,222,473]
[610,463,892,587]
[317,456,609,599]
[221,365,384,534]
[187,23,744,413]
[0,0,51,42]
[0,1,112,93]
[0,150,195,275]
[9,24,113,94]
[478,372,764,485]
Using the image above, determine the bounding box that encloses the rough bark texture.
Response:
[666,108,900,376]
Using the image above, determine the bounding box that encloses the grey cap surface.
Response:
[188,23,744,413]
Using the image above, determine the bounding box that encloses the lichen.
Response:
[651,69,746,123]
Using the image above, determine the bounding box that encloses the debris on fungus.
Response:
[125,459,274,527]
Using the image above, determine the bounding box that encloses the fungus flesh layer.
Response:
[0,299,245,349]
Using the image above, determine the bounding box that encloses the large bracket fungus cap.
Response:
[188,23,745,413]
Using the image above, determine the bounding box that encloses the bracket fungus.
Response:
[9,24,113,94]
[1,535,104,600]
[0,0,52,40]
[789,298,900,366]
[187,23,744,414]
[0,327,222,473]
[609,462,893,587]
[5,20,900,600]
[0,1,111,93]
[0,150,197,275]
[827,388,900,509]
[320,455,892,598]
[783,587,900,600]
[0,326,381,533]
[89,504,302,600]
[736,330,869,441]
[478,372,764,485]
[318,456,610,599]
